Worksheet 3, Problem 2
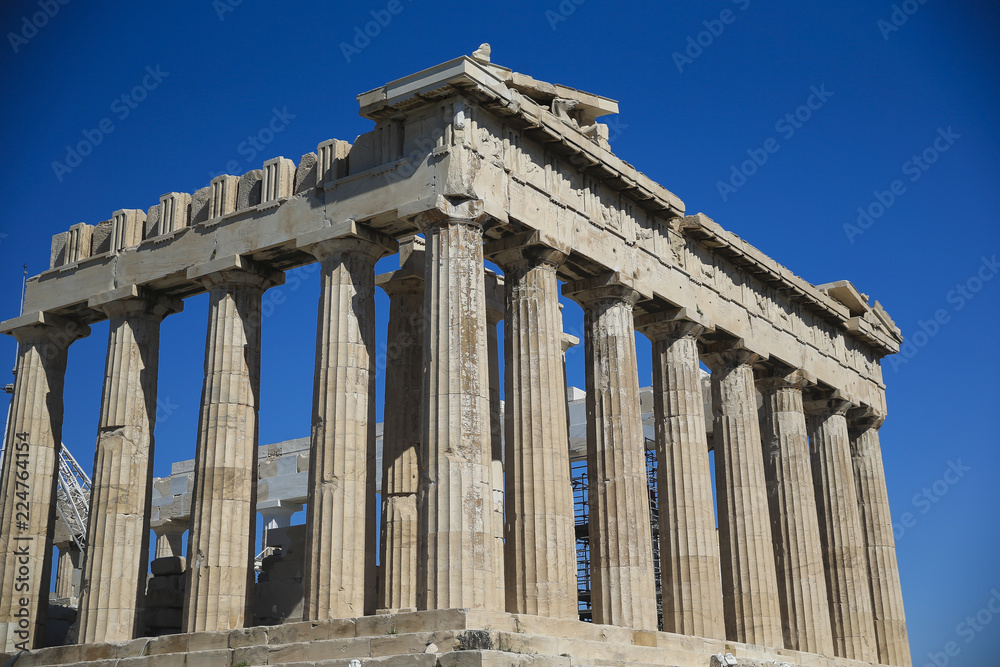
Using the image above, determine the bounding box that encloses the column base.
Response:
[3,609,887,667]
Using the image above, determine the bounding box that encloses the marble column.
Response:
[377,237,424,613]
[484,272,506,610]
[53,542,80,600]
[490,239,578,619]
[756,368,834,655]
[183,258,283,634]
[805,396,877,663]
[302,229,395,620]
[563,276,657,630]
[635,312,724,639]
[0,313,89,652]
[416,214,498,611]
[849,407,911,667]
[702,345,783,647]
[154,520,188,559]
[77,290,180,644]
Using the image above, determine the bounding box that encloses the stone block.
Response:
[317,138,350,185]
[237,169,263,210]
[50,231,69,268]
[261,156,295,203]
[267,618,357,645]
[231,644,267,665]
[370,631,460,657]
[111,209,145,251]
[229,626,268,648]
[190,186,211,224]
[209,174,240,219]
[376,655,440,667]
[185,630,233,652]
[145,203,160,238]
[354,614,398,637]
[294,152,318,194]
[65,222,94,263]
[268,637,370,663]
[91,219,113,255]
[158,192,191,235]
[169,475,190,496]
[150,556,186,576]
[184,648,233,667]
[437,651,571,667]
[117,653,186,667]
[145,584,184,609]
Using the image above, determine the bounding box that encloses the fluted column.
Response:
[377,237,425,612]
[183,258,283,633]
[563,276,657,630]
[77,291,180,644]
[849,407,911,667]
[490,238,578,619]
[702,346,783,647]
[0,313,89,652]
[416,214,498,610]
[756,368,834,655]
[635,312,724,639]
[805,396,877,662]
[53,542,80,600]
[302,229,395,620]
[485,272,506,610]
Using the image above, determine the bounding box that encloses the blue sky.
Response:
[1,1,997,663]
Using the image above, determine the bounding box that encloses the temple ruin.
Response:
[0,47,910,666]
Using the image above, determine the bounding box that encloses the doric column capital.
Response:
[803,390,854,417]
[152,518,189,537]
[0,310,91,346]
[754,365,816,393]
[407,197,489,232]
[635,308,711,342]
[484,230,570,276]
[377,273,424,298]
[88,285,184,321]
[700,339,766,373]
[562,272,641,309]
[847,405,886,433]
[296,220,397,262]
[561,332,580,353]
[187,254,285,291]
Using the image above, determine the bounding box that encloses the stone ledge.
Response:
[1,610,891,667]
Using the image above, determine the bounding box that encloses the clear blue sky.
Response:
[1,1,997,664]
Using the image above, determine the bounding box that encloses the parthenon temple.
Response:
[0,48,910,667]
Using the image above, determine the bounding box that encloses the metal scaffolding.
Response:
[572,446,662,626]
